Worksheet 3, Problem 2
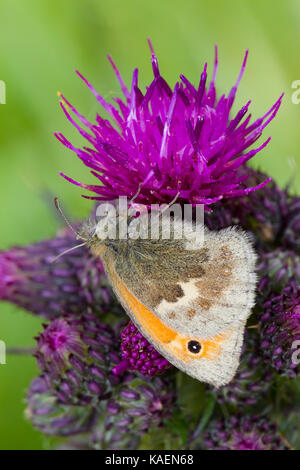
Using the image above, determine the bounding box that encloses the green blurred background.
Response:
[0,0,299,449]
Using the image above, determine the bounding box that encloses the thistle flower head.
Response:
[227,168,288,244]
[56,42,282,208]
[27,373,176,449]
[35,312,123,405]
[0,249,25,300]
[259,284,300,377]
[0,234,114,319]
[204,200,234,231]
[98,375,177,441]
[205,167,289,244]
[37,318,84,368]
[26,376,96,436]
[257,249,300,299]
[202,415,286,450]
[112,321,171,377]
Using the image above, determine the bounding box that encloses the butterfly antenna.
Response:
[51,242,87,264]
[129,183,142,205]
[160,191,181,214]
[54,197,86,240]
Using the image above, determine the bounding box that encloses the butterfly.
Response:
[54,198,257,387]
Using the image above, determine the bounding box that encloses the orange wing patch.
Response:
[108,263,229,364]
[115,273,176,344]
[169,333,226,361]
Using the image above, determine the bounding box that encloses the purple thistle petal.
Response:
[56,44,282,208]
[107,54,130,102]
[113,321,171,377]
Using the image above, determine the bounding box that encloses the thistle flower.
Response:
[205,167,288,243]
[259,284,300,377]
[35,312,123,405]
[202,415,286,450]
[26,376,96,436]
[0,234,114,319]
[227,168,288,245]
[212,330,275,406]
[257,249,300,299]
[204,200,234,231]
[56,43,282,208]
[91,375,177,450]
[27,373,176,448]
[112,321,171,377]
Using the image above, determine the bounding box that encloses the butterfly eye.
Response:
[187,340,202,354]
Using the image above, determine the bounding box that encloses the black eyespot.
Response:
[187,340,201,354]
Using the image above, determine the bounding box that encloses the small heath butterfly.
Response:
[55,198,257,387]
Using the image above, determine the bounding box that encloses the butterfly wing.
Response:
[95,221,256,387]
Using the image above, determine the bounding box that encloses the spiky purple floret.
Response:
[35,313,124,405]
[112,321,171,377]
[259,284,300,377]
[37,318,84,369]
[56,42,282,208]
[202,415,286,450]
